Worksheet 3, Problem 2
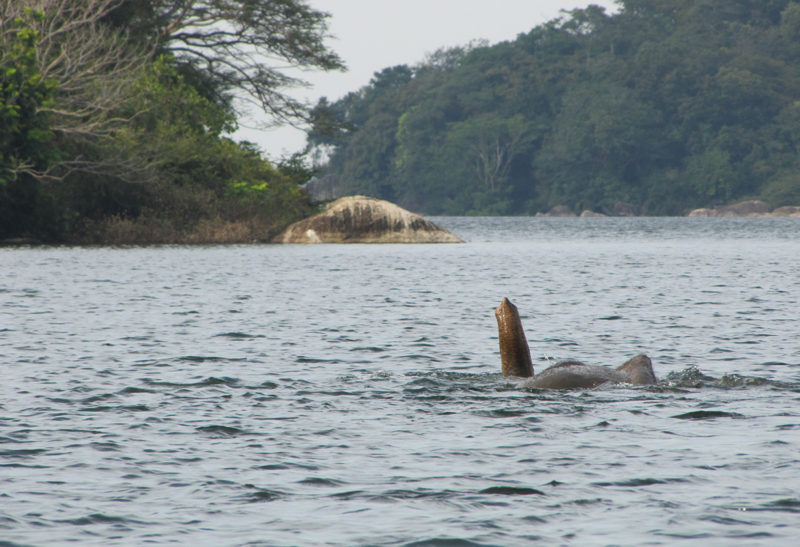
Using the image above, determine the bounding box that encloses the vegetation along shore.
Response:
[3,1,800,244]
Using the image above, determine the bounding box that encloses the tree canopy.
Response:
[308,0,800,215]
[1,0,342,242]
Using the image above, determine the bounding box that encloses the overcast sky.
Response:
[236,0,618,159]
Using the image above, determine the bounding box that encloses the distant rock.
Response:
[771,206,800,217]
[538,204,634,217]
[716,200,771,216]
[537,205,575,217]
[687,208,716,217]
[272,195,463,244]
[686,200,800,217]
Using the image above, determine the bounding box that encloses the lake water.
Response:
[1,217,799,546]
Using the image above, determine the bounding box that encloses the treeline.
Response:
[1,0,341,243]
[308,0,800,215]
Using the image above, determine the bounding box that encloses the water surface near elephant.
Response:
[2,217,799,545]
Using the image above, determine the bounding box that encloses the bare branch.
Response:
[1,0,156,182]
[147,0,345,125]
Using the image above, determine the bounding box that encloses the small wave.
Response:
[717,374,769,387]
[55,513,148,526]
[479,486,545,496]
[79,405,150,412]
[142,376,240,388]
[0,448,48,457]
[592,477,688,487]
[117,386,156,394]
[298,477,345,487]
[90,441,121,452]
[398,354,441,362]
[404,377,444,387]
[196,425,250,436]
[296,356,345,364]
[240,485,286,503]
[295,390,364,397]
[375,488,457,501]
[178,355,244,362]
[699,515,758,526]
[213,332,265,339]
[349,346,388,353]
[671,410,745,420]
[749,498,800,513]
[665,366,717,387]
[403,538,496,547]
[80,393,117,404]
[472,408,530,418]
[331,489,365,499]
[665,367,781,390]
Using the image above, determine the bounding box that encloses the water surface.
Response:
[2,217,799,545]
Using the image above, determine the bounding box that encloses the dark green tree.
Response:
[312,0,800,215]
[110,0,345,125]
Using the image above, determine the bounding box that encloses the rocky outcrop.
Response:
[686,208,716,217]
[717,200,771,216]
[687,200,800,217]
[538,202,634,217]
[272,196,463,244]
[536,205,575,217]
[771,205,800,216]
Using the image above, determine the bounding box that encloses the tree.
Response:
[446,115,531,193]
[1,0,341,242]
[121,0,346,126]
[1,0,152,183]
[0,6,57,185]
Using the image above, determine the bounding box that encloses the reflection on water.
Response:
[1,217,799,545]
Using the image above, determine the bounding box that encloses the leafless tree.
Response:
[1,0,154,181]
[144,0,345,127]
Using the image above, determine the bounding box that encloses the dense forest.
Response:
[1,0,341,243]
[307,0,800,216]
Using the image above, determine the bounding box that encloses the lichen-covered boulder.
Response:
[272,196,463,244]
[536,205,575,217]
[770,206,800,217]
[716,200,771,216]
[688,200,772,217]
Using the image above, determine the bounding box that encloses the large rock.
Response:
[716,200,771,216]
[770,206,800,217]
[687,208,716,217]
[272,196,463,244]
[536,205,575,217]
[687,200,772,217]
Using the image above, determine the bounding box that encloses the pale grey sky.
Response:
[236,0,618,159]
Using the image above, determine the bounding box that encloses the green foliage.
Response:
[0,10,57,184]
[1,1,337,242]
[313,0,800,215]
[0,10,63,240]
[59,57,313,239]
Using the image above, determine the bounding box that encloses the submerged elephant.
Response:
[495,297,657,389]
